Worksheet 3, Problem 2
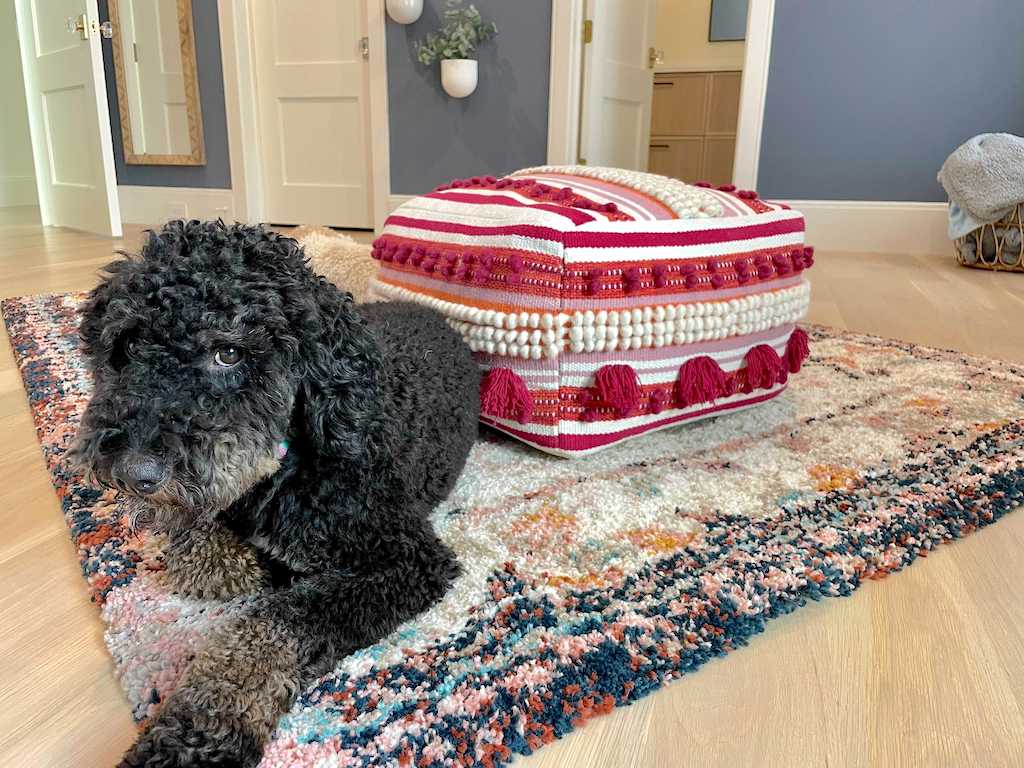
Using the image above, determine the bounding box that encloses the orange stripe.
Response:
[376,275,551,314]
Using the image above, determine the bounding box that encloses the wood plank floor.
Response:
[1,218,1022,768]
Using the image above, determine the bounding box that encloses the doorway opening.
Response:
[1,0,40,227]
[567,0,755,187]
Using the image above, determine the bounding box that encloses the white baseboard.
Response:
[118,185,236,225]
[780,200,949,256]
[387,194,414,213]
[0,175,38,207]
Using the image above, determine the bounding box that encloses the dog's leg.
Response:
[163,521,269,600]
[120,526,459,768]
[117,613,298,768]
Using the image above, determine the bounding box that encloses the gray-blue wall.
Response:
[386,0,551,195]
[758,0,1024,201]
[98,0,231,188]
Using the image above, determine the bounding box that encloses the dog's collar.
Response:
[276,440,290,459]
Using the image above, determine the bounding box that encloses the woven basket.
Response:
[954,203,1024,272]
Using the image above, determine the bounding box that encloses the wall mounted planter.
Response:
[441,58,478,98]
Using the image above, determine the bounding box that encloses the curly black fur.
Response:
[70,220,480,767]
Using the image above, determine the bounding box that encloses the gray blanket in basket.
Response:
[938,133,1024,238]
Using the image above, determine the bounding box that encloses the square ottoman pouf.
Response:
[368,165,813,456]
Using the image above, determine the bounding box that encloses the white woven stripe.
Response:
[381,224,564,258]
[563,232,807,264]
[394,193,577,230]
[571,206,802,232]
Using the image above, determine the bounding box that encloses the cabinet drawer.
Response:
[707,71,742,134]
[650,73,707,137]
[649,138,703,183]
[702,137,736,186]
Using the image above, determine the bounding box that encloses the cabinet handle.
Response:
[654,81,674,87]
[650,144,671,149]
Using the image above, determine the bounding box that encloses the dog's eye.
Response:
[213,346,244,367]
[110,337,135,370]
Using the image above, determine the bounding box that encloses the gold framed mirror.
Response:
[108,0,205,165]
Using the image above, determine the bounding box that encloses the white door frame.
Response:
[217,0,391,230]
[546,0,775,187]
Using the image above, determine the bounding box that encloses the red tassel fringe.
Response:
[786,327,810,373]
[745,344,783,391]
[677,356,727,407]
[594,364,643,416]
[480,368,533,424]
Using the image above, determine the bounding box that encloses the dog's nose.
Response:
[112,454,167,495]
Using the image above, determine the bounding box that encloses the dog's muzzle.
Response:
[111,453,168,495]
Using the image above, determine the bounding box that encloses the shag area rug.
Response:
[4,292,1024,768]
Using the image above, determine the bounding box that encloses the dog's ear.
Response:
[294,277,383,461]
[78,258,134,367]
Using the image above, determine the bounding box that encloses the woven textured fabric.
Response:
[370,166,813,456]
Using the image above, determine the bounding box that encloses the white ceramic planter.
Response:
[386,0,422,25]
[441,58,478,98]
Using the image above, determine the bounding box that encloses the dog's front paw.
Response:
[118,699,263,768]
[163,522,268,600]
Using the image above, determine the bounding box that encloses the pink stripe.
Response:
[428,191,596,225]
[562,217,805,248]
[481,388,785,452]
[559,324,796,365]
[522,173,674,220]
[384,215,566,243]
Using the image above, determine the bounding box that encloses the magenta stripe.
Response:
[560,275,804,309]
[562,217,805,248]
[384,215,567,242]
[481,388,785,451]
[428,191,596,225]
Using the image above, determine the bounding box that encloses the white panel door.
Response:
[129,0,189,155]
[253,0,372,228]
[14,0,122,235]
[580,0,657,171]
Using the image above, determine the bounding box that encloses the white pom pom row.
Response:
[368,278,810,359]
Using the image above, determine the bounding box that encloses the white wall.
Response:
[655,0,745,71]
[0,1,38,208]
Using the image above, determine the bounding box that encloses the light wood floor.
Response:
[1,216,1022,768]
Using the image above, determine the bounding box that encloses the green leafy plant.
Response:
[414,0,497,65]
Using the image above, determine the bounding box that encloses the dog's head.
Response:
[69,220,379,532]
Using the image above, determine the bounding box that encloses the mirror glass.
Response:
[109,0,205,165]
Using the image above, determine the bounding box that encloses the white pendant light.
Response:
[386,0,423,25]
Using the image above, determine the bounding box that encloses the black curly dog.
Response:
[70,221,479,767]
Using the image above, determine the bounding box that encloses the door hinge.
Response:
[359,36,369,60]
[582,19,593,44]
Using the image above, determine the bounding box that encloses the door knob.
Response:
[99,21,114,39]
[66,13,88,40]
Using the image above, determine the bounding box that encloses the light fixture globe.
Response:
[386,0,423,25]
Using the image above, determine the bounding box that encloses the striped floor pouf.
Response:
[369,165,813,456]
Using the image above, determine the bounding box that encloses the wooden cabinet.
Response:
[649,70,741,186]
